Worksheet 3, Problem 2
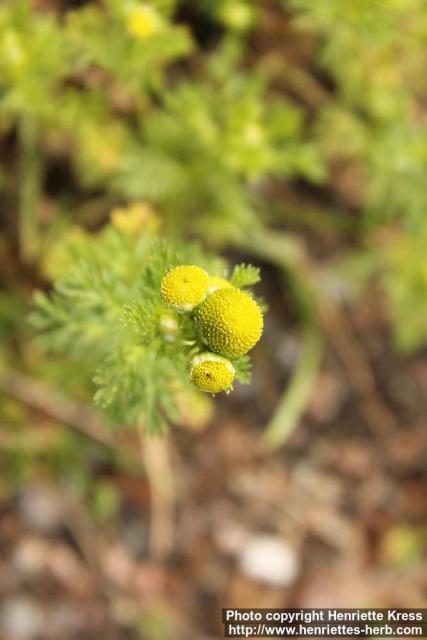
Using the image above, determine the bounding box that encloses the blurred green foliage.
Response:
[0,7,426,636]
[114,41,324,241]
[289,0,427,348]
[0,0,324,252]
[1,0,427,484]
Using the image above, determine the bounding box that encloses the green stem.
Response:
[260,55,331,108]
[139,425,175,559]
[263,322,322,448]
[18,117,43,263]
[234,227,323,449]
[236,226,304,269]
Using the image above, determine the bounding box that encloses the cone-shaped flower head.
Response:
[160,265,209,312]
[190,353,235,394]
[197,287,263,357]
[207,275,233,294]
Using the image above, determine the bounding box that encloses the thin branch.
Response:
[235,228,323,449]
[0,369,113,447]
[261,54,332,108]
[19,117,43,264]
[0,370,178,560]
[139,429,175,560]
[264,322,322,448]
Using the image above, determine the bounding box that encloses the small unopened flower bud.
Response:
[160,265,209,312]
[189,353,235,394]
[159,313,179,343]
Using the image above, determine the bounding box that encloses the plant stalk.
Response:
[139,430,175,560]
[18,117,43,263]
[263,322,322,448]
[234,227,323,449]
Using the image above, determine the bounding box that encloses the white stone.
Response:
[238,535,299,587]
[0,598,44,640]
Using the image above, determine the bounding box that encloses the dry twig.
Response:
[0,369,113,446]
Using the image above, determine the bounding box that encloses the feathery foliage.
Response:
[30,216,260,432]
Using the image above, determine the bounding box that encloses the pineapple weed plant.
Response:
[2,0,427,449]
[30,213,264,433]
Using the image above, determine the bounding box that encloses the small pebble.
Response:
[238,535,299,587]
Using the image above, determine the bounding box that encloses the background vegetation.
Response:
[0,1,426,638]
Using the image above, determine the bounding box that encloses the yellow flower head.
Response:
[127,5,160,39]
[190,353,235,394]
[207,275,233,294]
[197,287,263,357]
[160,265,209,312]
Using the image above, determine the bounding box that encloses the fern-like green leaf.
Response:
[230,263,261,288]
